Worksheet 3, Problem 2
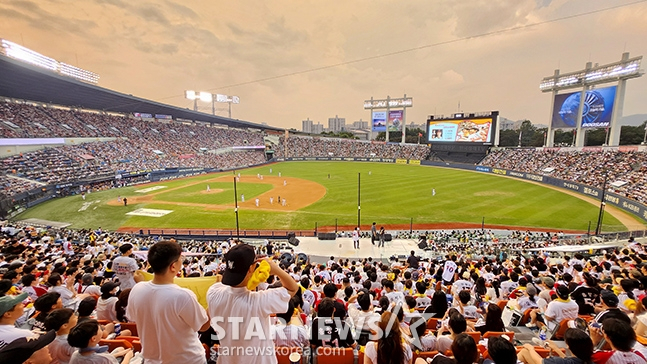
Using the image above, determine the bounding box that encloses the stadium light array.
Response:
[185,91,213,103]
[540,56,643,92]
[185,91,240,117]
[0,39,99,84]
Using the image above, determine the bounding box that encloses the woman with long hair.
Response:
[472,277,487,300]
[472,303,504,334]
[424,291,449,318]
[419,333,479,364]
[485,280,503,304]
[618,279,639,313]
[409,316,436,352]
[115,288,132,322]
[518,328,593,364]
[364,311,412,364]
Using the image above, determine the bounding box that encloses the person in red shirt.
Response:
[592,318,645,364]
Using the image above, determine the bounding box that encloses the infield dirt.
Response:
[106,175,326,212]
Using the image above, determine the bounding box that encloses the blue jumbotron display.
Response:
[551,86,616,129]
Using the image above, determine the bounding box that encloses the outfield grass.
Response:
[15,162,631,232]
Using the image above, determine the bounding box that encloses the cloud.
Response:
[1,0,645,129]
[440,70,465,85]
[131,4,171,25]
[163,0,198,18]
[2,0,98,34]
[93,0,128,7]
[536,0,553,8]
[131,38,178,54]
[451,0,537,37]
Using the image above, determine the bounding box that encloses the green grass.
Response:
[15,162,635,232]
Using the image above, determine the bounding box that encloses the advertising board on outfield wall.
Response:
[469,165,647,221]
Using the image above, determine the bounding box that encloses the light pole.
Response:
[595,172,608,236]
[642,125,647,145]
[216,94,240,118]
[185,91,240,118]
[185,91,213,113]
[233,176,240,239]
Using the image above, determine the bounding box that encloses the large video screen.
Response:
[551,86,616,129]
[427,117,494,143]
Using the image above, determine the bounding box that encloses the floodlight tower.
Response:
[540,52,643,147]
[185,90,213,112]
[184,91,240,118]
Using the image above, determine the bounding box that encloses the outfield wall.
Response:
[275,157,647,222]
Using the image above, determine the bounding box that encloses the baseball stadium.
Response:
[2,2,647,364]
[1,42,646,249]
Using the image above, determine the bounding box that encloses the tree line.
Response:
[498,120,647,147]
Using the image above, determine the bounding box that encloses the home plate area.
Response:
[126,208,174,217]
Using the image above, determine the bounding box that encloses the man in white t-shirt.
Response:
[112,244,139,290]
[543,285,579,330]
[452,272,473,294]
[352,227,360,249]
[207,243,298,364]
[62,238,74,256]
[128,241,210,364]
[383,280,405,305]
[0,292,37,349]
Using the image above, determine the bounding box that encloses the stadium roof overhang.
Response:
[0,55,283,131]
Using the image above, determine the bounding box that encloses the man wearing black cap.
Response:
[0,330,55,364]
[590,290,631,346]
[207,243,298,364]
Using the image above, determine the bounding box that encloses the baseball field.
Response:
[15,161,644,232]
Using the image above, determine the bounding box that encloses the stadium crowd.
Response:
[1,101,436,199]
[0,102,265,146]
[0,176,44,197]
[274,135,431,160]
[1,222,646,364]
[0,101,268,195]
[481,148,647,205]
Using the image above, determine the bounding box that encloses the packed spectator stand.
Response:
[0,101,436,203]
[1,222,646,363]
[0,101,268,197]
[480,148,647,205]
[274,135,431,161]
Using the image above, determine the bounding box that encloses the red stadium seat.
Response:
[99,339,133,352]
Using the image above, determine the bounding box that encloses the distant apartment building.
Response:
[350,119,369,130]
[328,115,346,132]
[498,117,516,131]
[407,121,425,130]
[302,118,313,133]
[301,118,324,134]
[311,123,324,134]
